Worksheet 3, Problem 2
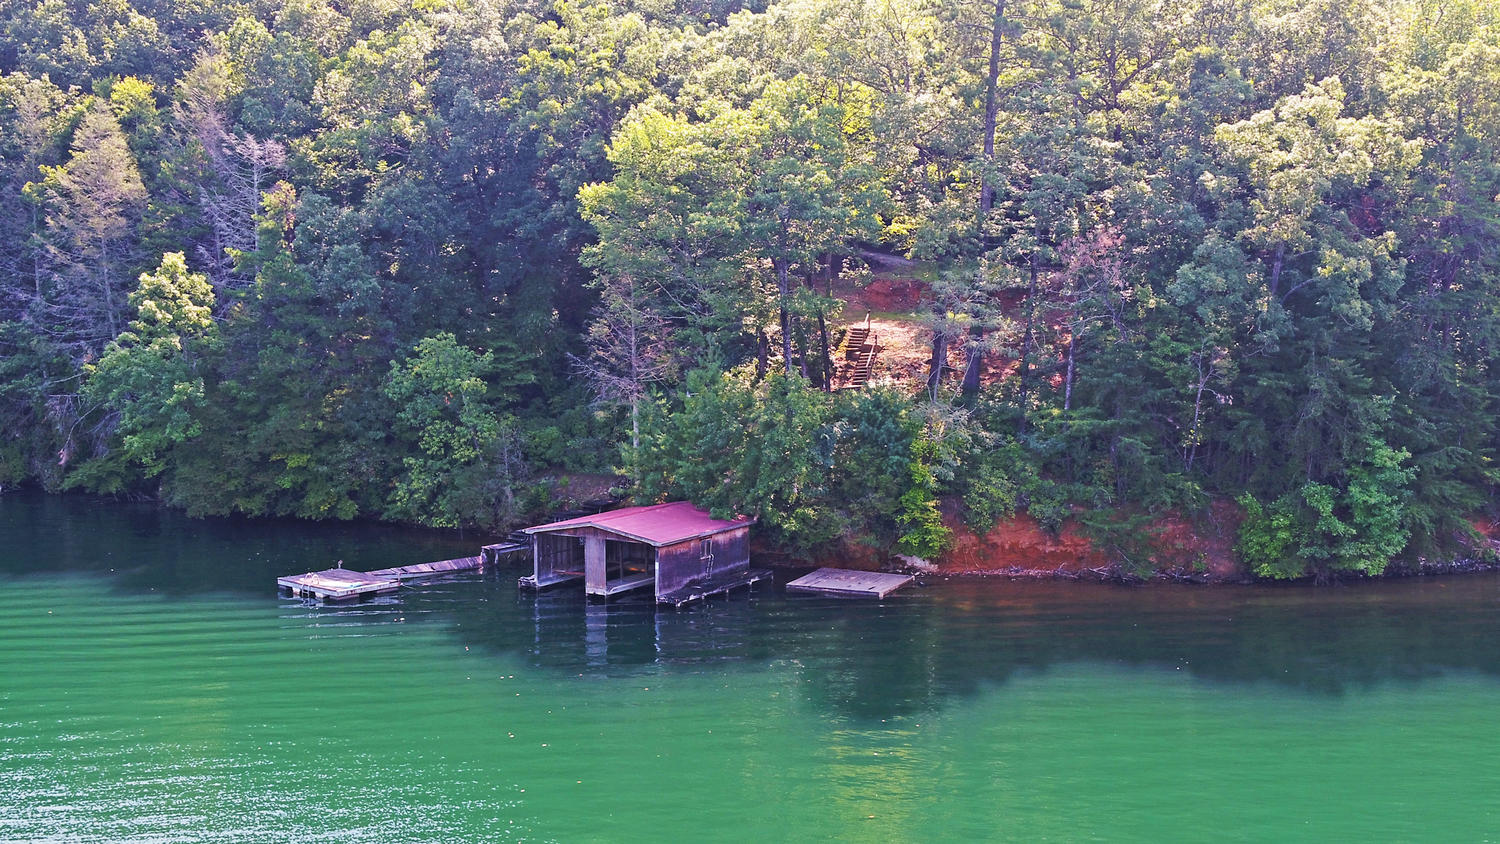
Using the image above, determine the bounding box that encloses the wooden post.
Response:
[584,536,607,595]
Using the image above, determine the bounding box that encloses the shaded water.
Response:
[3,492,1500,841]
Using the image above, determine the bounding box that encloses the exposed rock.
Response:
[894,554,938,572]
[937,499,1247,580]
[940,511,1108,574]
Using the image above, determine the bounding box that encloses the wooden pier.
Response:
[278,555,484,602]
[367,555,482,580]
[785,567,914,599]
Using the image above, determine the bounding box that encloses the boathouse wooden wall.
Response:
[656,525,750,596]
[533,533,583,586]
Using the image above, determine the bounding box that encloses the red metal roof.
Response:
[522,501,755,547]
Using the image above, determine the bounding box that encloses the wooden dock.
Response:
[277,568,400,601]
[482,531,531,565]
[785,567,914,599]
[278,555,484,601]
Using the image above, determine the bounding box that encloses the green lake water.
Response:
[3,492,1500,842]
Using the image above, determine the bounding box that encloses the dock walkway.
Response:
[367,555,482,580]
[278,555,484,602]
[785,567,913,599]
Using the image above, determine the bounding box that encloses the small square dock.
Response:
[277,569,400,601]
[785,567,914,599]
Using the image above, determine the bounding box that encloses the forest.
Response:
[1,0,1497,579]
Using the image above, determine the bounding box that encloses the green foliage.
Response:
[580,74,885,375]
[1237,439,1415,579]
[72,252,218,486]
[1236,492,1302,579]
[381,333,525,530]
[636,369,839,550]
[638,372,953,556]
[0,323,68,489]
[828,388,921,546]
[962,433,1065,534]
[894,431,951,559]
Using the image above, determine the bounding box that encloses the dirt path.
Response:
[829,274,1018,392]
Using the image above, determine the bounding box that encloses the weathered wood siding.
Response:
[534,533,583,584]
[550,526,630,542]
[655,526,750,596]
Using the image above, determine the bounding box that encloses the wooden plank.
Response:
[366,555,482,580]
[589,571,655,598]
[785,567,913,599]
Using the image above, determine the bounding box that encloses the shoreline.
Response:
[884,556,1500,586]
[13,486,1500,588]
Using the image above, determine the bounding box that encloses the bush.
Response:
[1236,438,1413,579]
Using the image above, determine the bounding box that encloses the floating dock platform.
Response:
[786,567,914,599]
[277,568,400,601]
[278,555,484,602]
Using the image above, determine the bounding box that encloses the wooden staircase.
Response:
[849,338,877,387]
[838,314,878,389]
[843,323,870,359]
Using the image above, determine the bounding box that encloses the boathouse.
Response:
[520,501,761,605]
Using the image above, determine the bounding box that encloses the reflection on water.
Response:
[7,490,1500,721]
[427,567,1500,718]
[0,489,476,592]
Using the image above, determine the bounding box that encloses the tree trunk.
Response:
[1063,331,1076,412]
[627,311,642,459]
[1187,381,1203,473]
[629,395,640,481]
[100,245,117,340]
[817,307,831,391]
[31,205,41,298]
[927,326,947,401]
[1269,242,1285,299]
[777,259,793,376]
[978,0,1006,221]
[1186,350,1215,473]
[961,325,984,398]
[820,254,837,391]
[1015,254,1039,433]
[964,0,1006,400]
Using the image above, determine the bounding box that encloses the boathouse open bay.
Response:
[4,493,1500,841]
